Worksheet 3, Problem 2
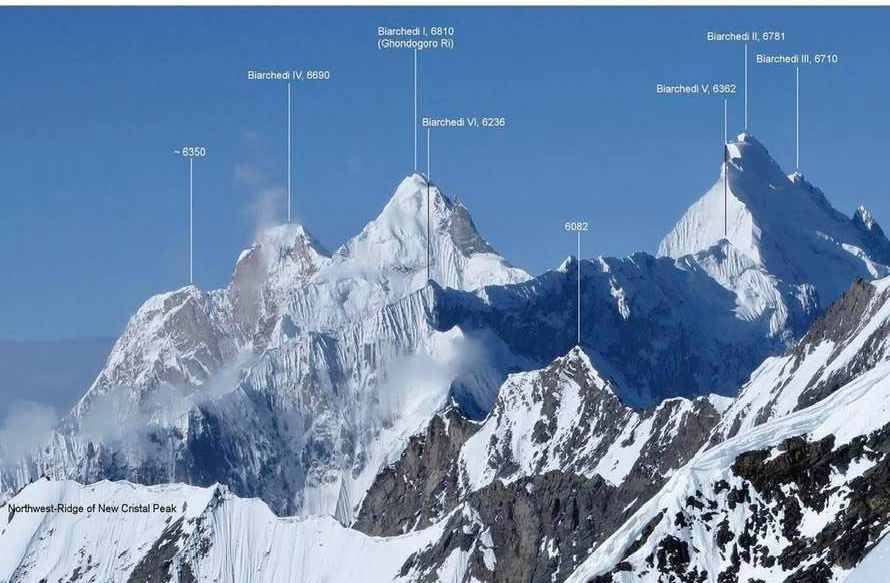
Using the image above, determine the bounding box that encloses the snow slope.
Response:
[0,479,447,583]
[280,174,529,335]
[844,532,890,583]
[714,276,890,443]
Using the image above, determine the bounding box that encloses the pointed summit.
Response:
[726,133,788,184]
[556,345,601,384]
[855,205,875,227]
[659,134,890,306]
[557,255,579,273]
[228,223,331,339]
[852,205,890,264]
[339,174,529,292]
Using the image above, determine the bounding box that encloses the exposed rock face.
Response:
[8,136,890,582]
[357,348,727,582]
[401,472,622,583]
[354,407,478,536]
[792,278,884,410]
[586,426,890,583]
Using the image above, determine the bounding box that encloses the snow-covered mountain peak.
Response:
[855,204,876,228]
[853,204,889,246]
[389,171,429,197]
[557,255,578,273]
[252,222,328,257]
[553,345,602,385]
[233,222,330,282]
[344,173,475,260]
[135,284,202,316]
[228,222,330,338]
[334,174,529,292]
[49,174,531,421]
[659,133,890,307]
[726,132,785,179]
[343,173,438,258]
[564,344,589,361]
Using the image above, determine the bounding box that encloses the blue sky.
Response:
[2,7,889,340]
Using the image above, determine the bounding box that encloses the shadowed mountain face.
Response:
[434,248,816,407]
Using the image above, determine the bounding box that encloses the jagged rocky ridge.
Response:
[355,348,730,582]
[368,266,890,582]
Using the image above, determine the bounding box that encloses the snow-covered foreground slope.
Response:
[0,479,449,583]
[845,532,890,583]
[568,276,890,583]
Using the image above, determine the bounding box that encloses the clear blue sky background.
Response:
[2,6,889,340]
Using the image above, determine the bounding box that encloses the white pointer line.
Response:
[189,158,194,285]
[577,231,581,346]
[414,50,418,173]
[287,81,292,223]
[796,66,800,171]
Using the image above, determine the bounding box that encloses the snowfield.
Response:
[0,479,447,583]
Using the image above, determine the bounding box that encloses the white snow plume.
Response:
[372,328,490,431]
[78,350,254,445]
[233,140,293,236]
[246,185,288,237]
[334,327,496,525]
